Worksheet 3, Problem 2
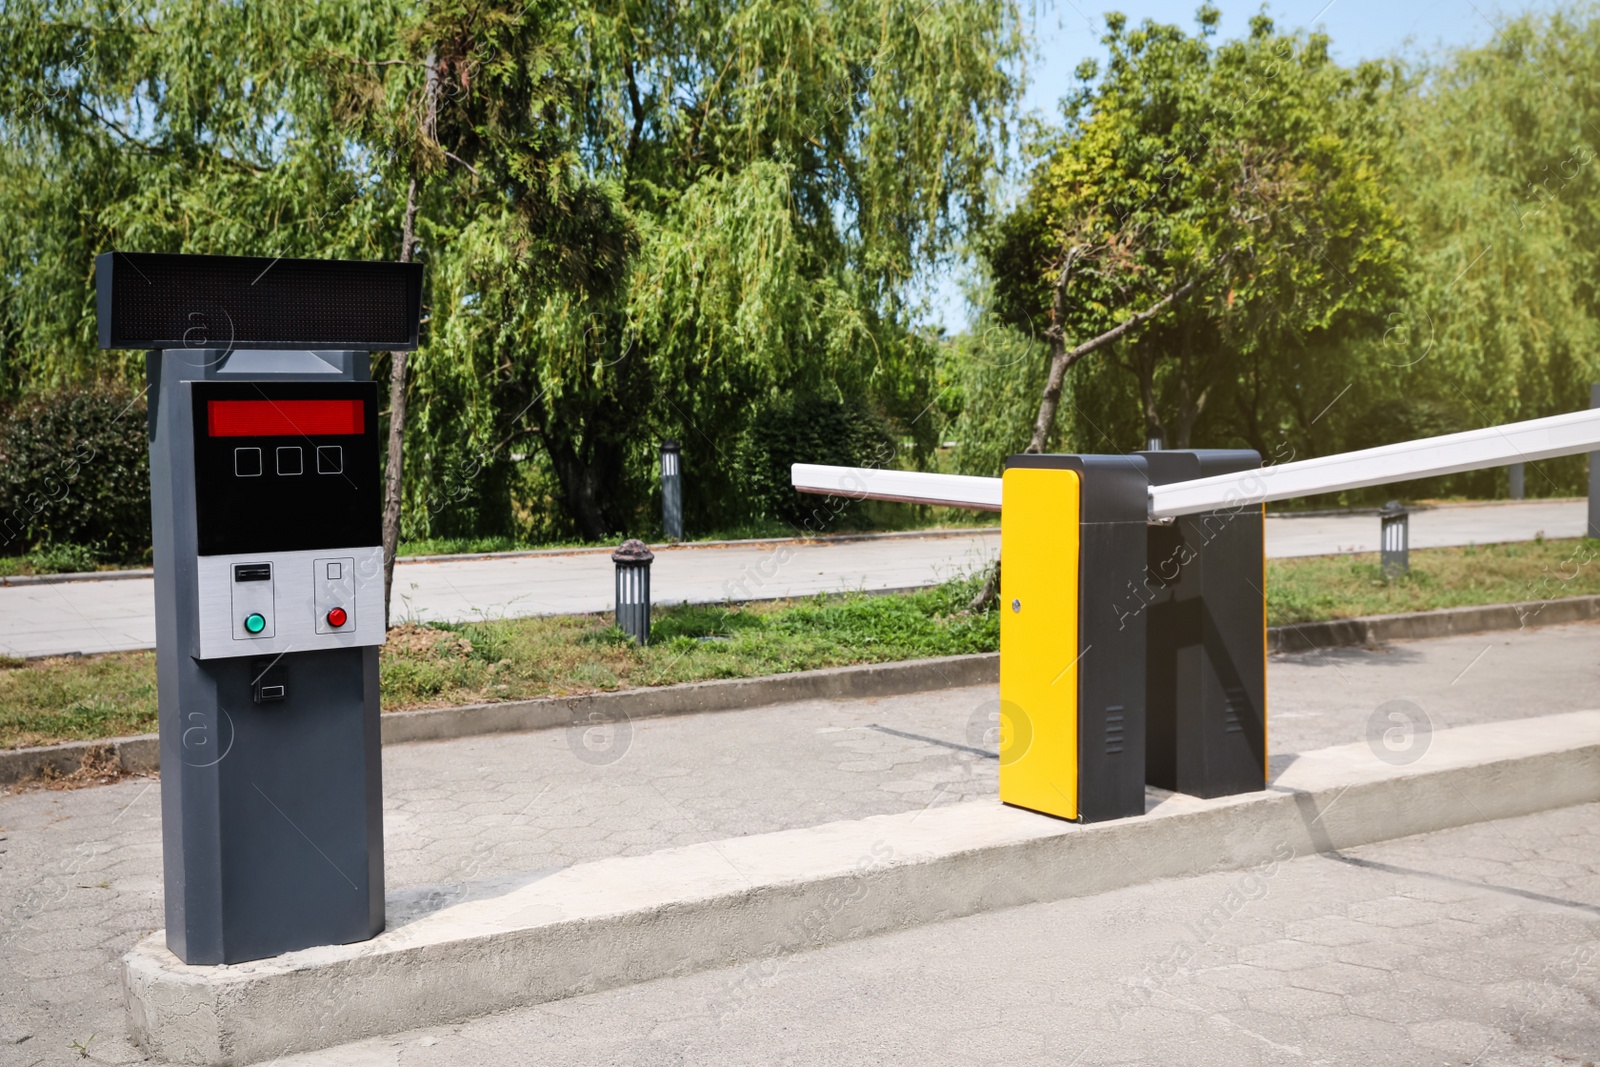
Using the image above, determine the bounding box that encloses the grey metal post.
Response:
[660,440,683,541]
[1590,385,1600,539]
[1509,462,1525,500]
[613,539,654,644]
[1380,501,1409,577]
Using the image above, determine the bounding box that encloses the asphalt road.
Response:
[0,498,1586,658]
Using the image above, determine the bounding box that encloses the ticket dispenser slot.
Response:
[230,563,275,640]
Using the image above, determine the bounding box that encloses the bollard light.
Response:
[660,440,683,541]
[612,538,655,645]
[1379,500,1409,578]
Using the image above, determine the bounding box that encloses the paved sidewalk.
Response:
[279,801,1600,1067]
[0,498,1589,659]
[1,621,1597,1062]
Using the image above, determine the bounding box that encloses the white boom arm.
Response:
[789,464,1001,511]
[791,406,1600,520]
[1148,406,1600,518]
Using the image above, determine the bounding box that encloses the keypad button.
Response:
[277,446,303,475]
[316,445,343,474]
[235,447,262,477]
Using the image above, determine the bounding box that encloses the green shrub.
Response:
[735,394,895,528]
[0,387,150,562]
[28,542,103,574]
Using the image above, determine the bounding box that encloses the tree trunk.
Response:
[381,178,420,628]
[1170,320,1211,450]
[1027,270,1205,454]
[382,51,439,628]
[542,432,626,541]
[969,558,1001,612]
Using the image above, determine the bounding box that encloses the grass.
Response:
[3,537,1599,749]
[0,542,147,577]
[1264,536,1600,625]
[0,580,997,750]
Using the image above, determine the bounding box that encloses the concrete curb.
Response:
[0,567,153,587]
[121,710,1600,1064]
[0,734,161,787]
[8,594,1600,786]
[378,653,1000,745]
[1268,593,1600,653]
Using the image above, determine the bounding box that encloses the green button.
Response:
[244,613,267,634]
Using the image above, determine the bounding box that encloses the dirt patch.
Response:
[384,623,474,660]
[3,745,154,795]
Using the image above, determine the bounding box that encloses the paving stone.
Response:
[5,624,1600,1062]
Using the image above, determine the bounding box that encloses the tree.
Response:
[0,0,1027,547]
[1344,4,1600,498]
[387,0,1026,538]
[986,8,1406,457]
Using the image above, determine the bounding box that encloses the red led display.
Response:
[207,399,365,438]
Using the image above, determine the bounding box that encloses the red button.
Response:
[327,607,348,628]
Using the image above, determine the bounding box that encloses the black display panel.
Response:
[98,252,422,351]
[191,381,382,556]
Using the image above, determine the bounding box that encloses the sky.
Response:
[923,0,1573,332]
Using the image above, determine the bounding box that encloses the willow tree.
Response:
[1345,5,1600,497]
[0,1,412,394]
[1,0,1025,543]
[360,0,1027,538]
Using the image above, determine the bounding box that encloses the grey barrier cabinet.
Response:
[1138,450,1267,799]
[100,252,421,965]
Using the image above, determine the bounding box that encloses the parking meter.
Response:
[98,252,421,964]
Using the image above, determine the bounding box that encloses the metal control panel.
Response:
[188,380,384,661]
[195,547,385,658]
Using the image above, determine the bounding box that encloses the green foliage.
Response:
[0,0,1026,541]
[937,315,1051,475]
[968,5,1600,502]
[1266,538,1600,624]
[1333,3,1600,498]
[0,386,150,561]
[983,10,1406,456]
[26,541,102,574]
[734,394,894,526]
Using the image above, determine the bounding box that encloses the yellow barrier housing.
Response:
[999,454,1151,824]
[997,465,1082,818]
